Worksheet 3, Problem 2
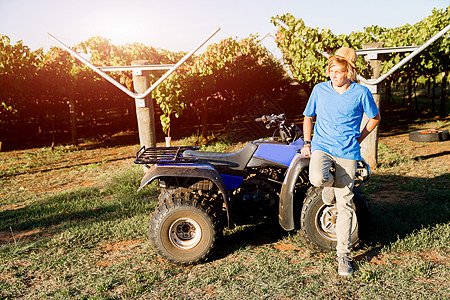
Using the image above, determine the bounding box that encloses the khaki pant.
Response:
[309,150,357,255]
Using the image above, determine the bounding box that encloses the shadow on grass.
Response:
[0,155,135,179]
[413,150,450,161]
[0,186,158,245]
[1,173,448,262]
[214,173,450,262]
[212,220,289,261]
[363,173,449,243]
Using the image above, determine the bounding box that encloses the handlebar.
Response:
[255,113,302,143]
[255,113,286,123]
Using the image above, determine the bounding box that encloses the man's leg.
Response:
[333,156,357,275]
[309,150,335,204]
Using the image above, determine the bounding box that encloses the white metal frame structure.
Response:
[47,27,221,100]
[274,19,450,87]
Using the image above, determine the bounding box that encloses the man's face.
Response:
[329,64,350,88]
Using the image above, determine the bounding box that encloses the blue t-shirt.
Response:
[303,81,379,161]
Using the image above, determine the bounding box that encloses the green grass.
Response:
[1,137,449,298]
[0,145,77,178]
[377,142,413,168]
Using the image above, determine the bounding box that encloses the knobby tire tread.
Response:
[299,186,368,251]
[149,190,219,265]
[299,187,324,251]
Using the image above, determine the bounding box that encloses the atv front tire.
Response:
[299,187,369,251]
[149,199,216,264]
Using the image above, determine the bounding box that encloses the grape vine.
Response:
[271,6,449,110]
[1,6,448,149]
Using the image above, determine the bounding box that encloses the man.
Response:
[300,47,381,276]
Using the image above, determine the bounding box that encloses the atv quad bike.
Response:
[135,113,371,264]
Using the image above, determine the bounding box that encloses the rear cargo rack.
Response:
[134,146,199,164]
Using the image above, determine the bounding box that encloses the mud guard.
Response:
[279,153,310,231]
[138,163,231,225]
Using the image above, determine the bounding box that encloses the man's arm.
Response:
[301,116,314,156]
[357,113,381,144]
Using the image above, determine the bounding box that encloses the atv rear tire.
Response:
[299,187,369,251]
[149,199,216,264]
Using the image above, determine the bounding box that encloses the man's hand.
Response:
[301,143,311,156]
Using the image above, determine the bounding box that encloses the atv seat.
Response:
[183,143,258,171]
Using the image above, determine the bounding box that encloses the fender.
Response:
[278,153,310,231]
[138,163,232,224]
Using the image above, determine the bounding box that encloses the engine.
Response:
[230,178,278,225]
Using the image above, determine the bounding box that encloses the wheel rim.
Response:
[169,218,202,249]
[315,205,357,241]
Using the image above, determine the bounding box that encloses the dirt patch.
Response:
[419,250,450,266]
[96,239,146,267]
[0,229,43,244]
[1,204,26,211]
[354,249,450,267]
[273,242,301,251]
[0,143,139,210]
[368,128,450,204]
[379,132,450,171]
[369,188,421,204]
[99,239,145,253]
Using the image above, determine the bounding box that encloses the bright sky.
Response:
[0,0,449,53]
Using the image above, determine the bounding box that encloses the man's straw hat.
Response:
[334,47,357,68]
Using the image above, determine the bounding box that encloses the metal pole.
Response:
[99,65,175,72]
[46,33,137,99]
[139,26,221,99]
[361,23,450,85]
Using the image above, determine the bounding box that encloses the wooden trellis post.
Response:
[360,42,384,168]
[132,60,156,149]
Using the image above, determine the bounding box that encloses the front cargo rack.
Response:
[134,146,199,164]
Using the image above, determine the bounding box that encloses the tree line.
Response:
[0,34,287,150]
[1,7,448,150]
